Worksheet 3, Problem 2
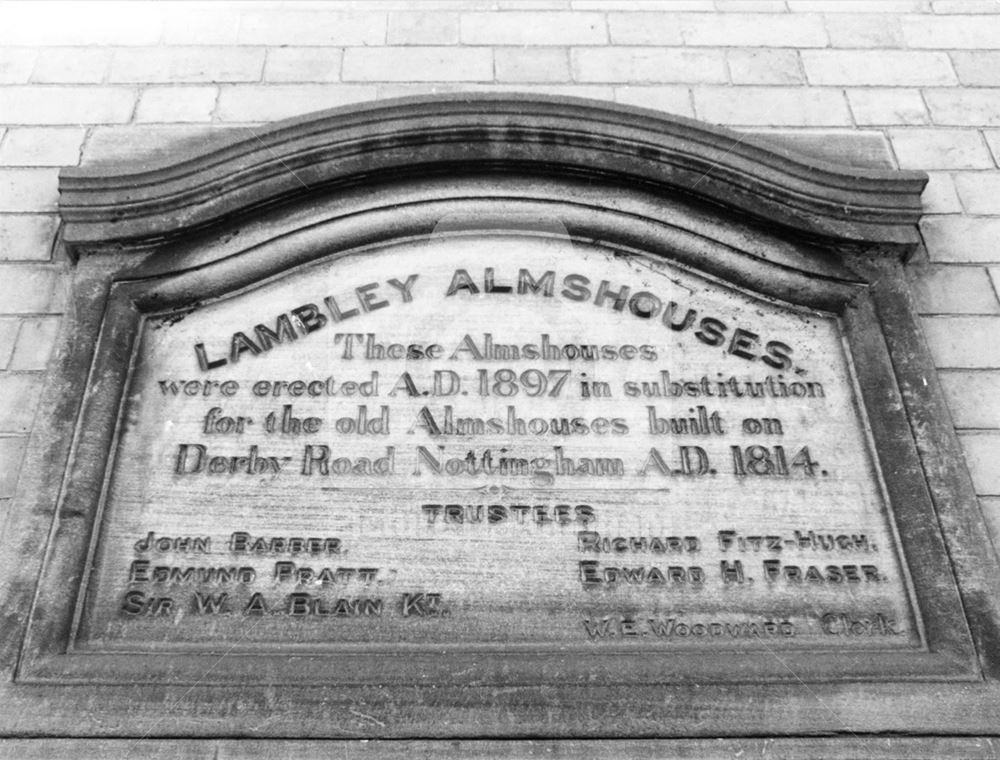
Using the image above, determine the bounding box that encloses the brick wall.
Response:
[1,1,998,544]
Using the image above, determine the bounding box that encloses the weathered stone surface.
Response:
[77,237,918,657]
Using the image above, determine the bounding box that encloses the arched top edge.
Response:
[58,93,927,257]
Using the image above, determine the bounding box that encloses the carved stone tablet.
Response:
[6,96,999,739]
[80,235,919,662]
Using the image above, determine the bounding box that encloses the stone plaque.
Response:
[8,97,998,741]
[78,235,918,664]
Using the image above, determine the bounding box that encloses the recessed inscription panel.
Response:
[76,236,920,654]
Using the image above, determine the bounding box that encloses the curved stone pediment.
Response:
[59,94,926,257]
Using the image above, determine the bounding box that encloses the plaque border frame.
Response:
[14,189,978,687]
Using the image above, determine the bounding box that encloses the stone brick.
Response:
[573,0,713,8]
[0,215,58,261]
[495,0,572,7]
[110,47,265,84]
[950,52,1000,87]
[572,49,727,84]
[824,13,904,47]
[343,48,492,82]
[388,12,460,44]
[921,316,1000,367]
[715,1,788,10]
[921,217,1000,263]
[496,48,570,83]
[264,49,344,83]
[727,50,803,85]
[926,90,1000,127]
[83,126,238,166]
[0,50,36,84]
[30,48,110,84]
[980,496,1000,559]
[607,13,684,45]
[216,85,377,121]
[0,5,162,45]
[847,89,928,126]
[0,170,59,212]
[0,436,27,496]
[921,172,963,214]
[0,319,21,369]
[375,83,468,100]
[681,13,828,46]
[614,87,693,118]
[954,172,1000,214]
[788,1,929,10]
[0,373,44,434]
[462,12,606,44]
[939,371,1000,429]
[959,433,1000,495]
[238,11,387,45]
[457,83,616,100]
[985,131,1000,166]
[695,87,851,127]
[748,129,895,168]
[8,317,60,371]
[334,2,490,7]
[135,87,219,123]
[378,82,615,100]
[0,86,135,125]
[992,267,1000,298]
[903,15,1000,48]
[933,0,1000,11]
[802,51,955,86]
[889,129,993,170]
[910,265,999,314]
[0,128,85,166]
[0,265,64,313]
[162,10,241,44]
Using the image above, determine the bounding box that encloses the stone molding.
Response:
[58,94,927,257]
